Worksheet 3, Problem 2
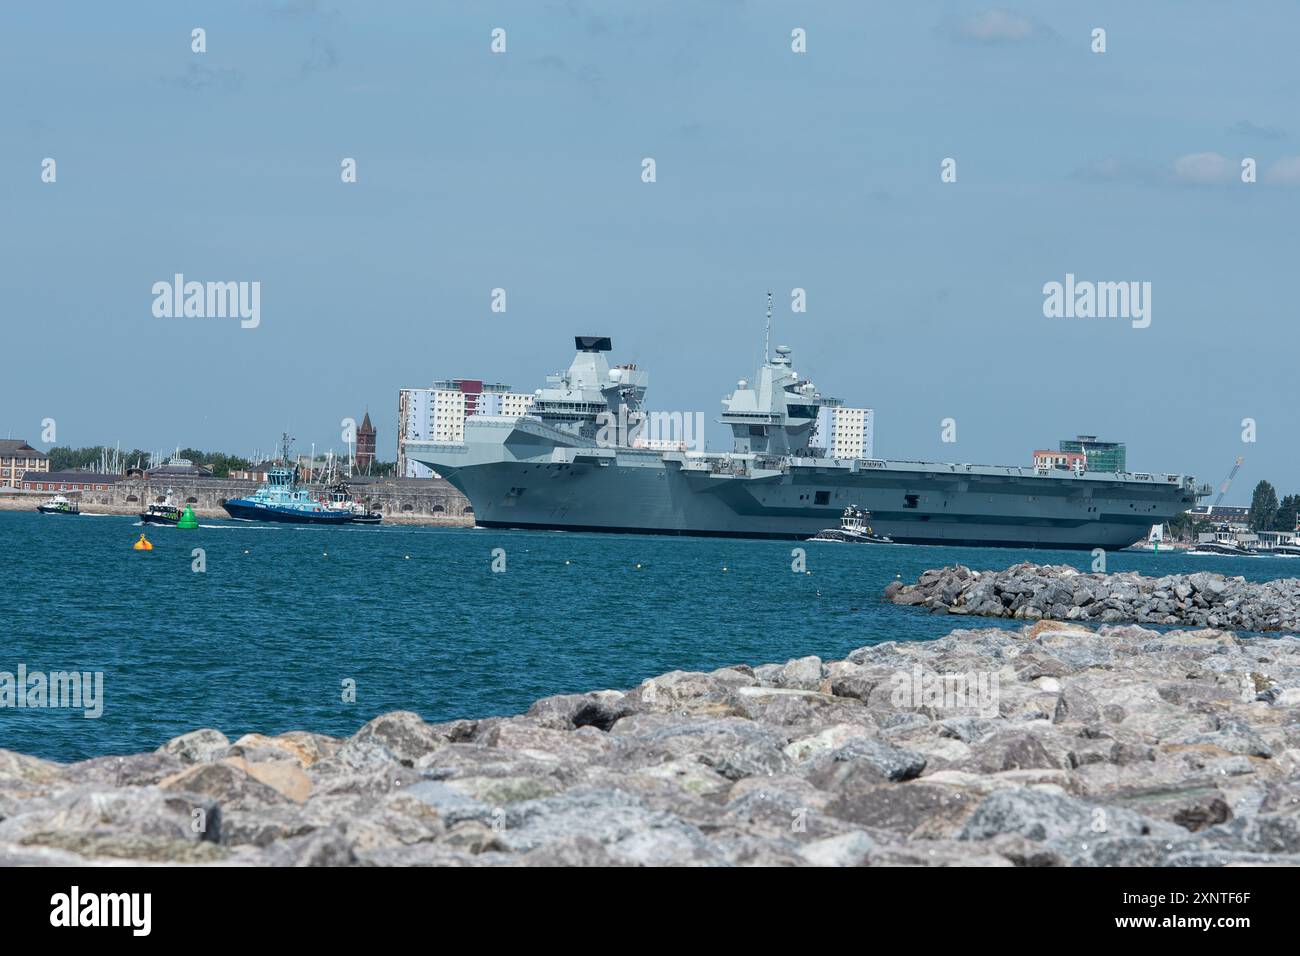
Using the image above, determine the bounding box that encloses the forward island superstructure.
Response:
[405,328,1205,548]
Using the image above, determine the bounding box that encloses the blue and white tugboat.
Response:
[223,463,353,525]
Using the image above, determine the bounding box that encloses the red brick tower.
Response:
[356,410,376,474]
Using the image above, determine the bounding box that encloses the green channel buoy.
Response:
[177,505,199,529]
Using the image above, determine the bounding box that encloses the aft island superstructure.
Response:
[405,331,1204,548]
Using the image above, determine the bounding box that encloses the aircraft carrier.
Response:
[406,326,1206,549]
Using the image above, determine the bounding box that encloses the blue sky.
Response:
[2,1,1297,501]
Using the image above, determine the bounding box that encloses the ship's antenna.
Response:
[764,291,773,363]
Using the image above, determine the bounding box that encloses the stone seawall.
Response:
[888,563,1300,632]
[1,476,473,526]
[2,621,1297,866]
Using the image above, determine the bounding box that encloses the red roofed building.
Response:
[1033,449,1086,472]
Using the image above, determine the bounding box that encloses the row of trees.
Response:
[47,445,399,480]
[1248,481,1299,532]
[48,446,253,478]
[176,448,252,478]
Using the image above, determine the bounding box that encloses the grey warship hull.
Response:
[408,418,1200,550]
[407,329,1203,549]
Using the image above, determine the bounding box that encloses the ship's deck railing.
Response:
[592,445,1201,491]
[879,458,1195,485]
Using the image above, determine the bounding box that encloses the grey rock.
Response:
[158,728,230,765]
[807,739,927,788]
[959,788,1176,843]
[349,711,448,766]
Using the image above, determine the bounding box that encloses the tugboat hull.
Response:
[140,512,181,526]
[37,505,80,515]
[223,499,355,524]
[808,529,895,544]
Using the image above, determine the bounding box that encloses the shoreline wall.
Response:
[0,475,474,527]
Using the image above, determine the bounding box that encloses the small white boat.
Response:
[1131,523,1166,551]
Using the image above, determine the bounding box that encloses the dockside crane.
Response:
[1214,456,1244,509]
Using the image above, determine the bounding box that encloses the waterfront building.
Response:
[1060,435,1126,473]
[230,461,278,482]
[398,380,534,478]
[355,411,376,474]
[145,457,213,479]
[829,407,874,460]
[21,470,121,493]
[0,440,48,489]
[1033,449,1087,473]
[1185,504,1250,528]
[398,388,434,479]
[811,405,875,460]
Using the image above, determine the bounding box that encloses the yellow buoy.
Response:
[133,533,153,551]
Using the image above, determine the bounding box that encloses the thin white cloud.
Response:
[1170,152,1237,184]
[947,10,1042,43]
[1076,152,1300,188]
[1263,157,1300,185]
[1072,157,1156,183]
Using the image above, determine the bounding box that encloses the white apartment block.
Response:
[398,381,535,478]
[398,387,434,478]
[431,388,468,443]
[812,405,874,460]
[475,390,536,418]
[829,406,874,460]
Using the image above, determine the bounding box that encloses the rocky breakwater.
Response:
[888,563,1300,632]
[2,622,1299,866]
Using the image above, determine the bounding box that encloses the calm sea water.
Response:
[3,511,1297,762]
